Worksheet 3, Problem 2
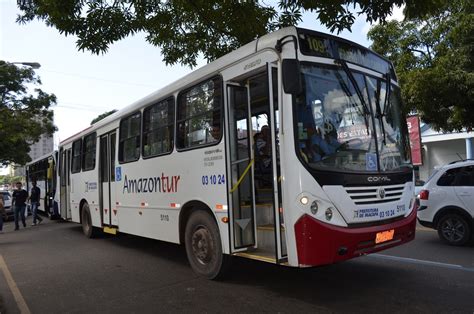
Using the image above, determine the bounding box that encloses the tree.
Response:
[0,61,57,166]
[91,109,118,125]
[367,0,473,131]
[17,0,446,67]
[0,175,24,186]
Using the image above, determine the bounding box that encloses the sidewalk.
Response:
[1,213,51,233]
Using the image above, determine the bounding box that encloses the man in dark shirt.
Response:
[12,181,28,230]
[29,180,43,226]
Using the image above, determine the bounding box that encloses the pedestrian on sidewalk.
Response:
[29,180,43,226]
[0,193,5,233]
[12,182,28,231]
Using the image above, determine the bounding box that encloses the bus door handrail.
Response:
[229,159,254,193]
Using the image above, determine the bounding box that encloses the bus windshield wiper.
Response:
[377,72,392,145]
[335,59,371,135]
[375,79,387,145]
[382,72,392,117]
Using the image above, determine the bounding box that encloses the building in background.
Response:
[418,126,474,181]
[407,115,473,182]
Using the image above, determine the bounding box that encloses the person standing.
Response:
[0,193,5,233]
[12,182,28,231]
[29,180,43,226]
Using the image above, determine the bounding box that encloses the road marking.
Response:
[369,253,474,273]
[0,255,31,314]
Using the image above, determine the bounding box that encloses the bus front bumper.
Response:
[294,208,417,267]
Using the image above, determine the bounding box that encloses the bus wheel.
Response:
[185,211,228,279]
[81,203,99,238]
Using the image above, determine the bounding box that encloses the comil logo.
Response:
[368,176,391,183]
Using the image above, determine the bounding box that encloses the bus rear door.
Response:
[99,132,118,227]
[59,148,72,220]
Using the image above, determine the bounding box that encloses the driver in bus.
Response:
[310,123,342,161]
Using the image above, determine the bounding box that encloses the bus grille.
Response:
[345,184,405,205]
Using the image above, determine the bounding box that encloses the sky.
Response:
[0,0,403,171]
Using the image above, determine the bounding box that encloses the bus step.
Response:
[256,224,286,252]
[234,251,276,264]
[256,204,275,225]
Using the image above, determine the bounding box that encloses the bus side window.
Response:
[71,139,82,173]
[82,132,97,171]
[143,97,174,157]
[176,77,222,149]
[119,111,141,163]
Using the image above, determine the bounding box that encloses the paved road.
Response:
[0,218,473,313]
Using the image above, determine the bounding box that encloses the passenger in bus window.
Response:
[256,125,272,171]
[207,124,221,143]
[177,122,186,148]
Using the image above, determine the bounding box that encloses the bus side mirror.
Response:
[282,59,302,95]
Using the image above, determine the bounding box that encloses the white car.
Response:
[417,160,474,245]
[414,179,425,197]
[1,190,13,220]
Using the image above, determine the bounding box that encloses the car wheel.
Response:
[185,211,229,279]
[437,213,471,246]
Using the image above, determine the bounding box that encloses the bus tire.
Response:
[185,211,229,279]
[81,203,99,238]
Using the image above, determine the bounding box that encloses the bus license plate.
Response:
[375,229,395,244]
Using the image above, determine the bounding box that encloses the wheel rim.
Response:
[191,226,214,265]
[441,217,465,242]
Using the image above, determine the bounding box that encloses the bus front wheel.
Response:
[81,203,99,238]
[185,211,229,279]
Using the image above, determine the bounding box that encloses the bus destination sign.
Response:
[297,28,394,76]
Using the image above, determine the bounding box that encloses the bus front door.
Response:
[227,85,256,251]
[227,65,286,263]
[99,132,117,226]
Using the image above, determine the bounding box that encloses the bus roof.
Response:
[25,152,55,166]
[59,26,390,146]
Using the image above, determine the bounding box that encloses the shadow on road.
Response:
[66,224,416,310]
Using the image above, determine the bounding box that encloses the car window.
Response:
[425,169,439,183]
[437,167,462,186]
[455,166,474,186]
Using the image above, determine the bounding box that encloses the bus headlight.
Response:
[300,196,309,205]
[310,201,318,215]
[325,207,333,221]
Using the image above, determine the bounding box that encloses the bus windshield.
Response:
[295,63,411,172]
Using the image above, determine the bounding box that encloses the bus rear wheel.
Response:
[81,203,99,238]
[185,211,228,279]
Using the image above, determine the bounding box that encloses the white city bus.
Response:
[57,27,417,278]
[25,152,59,218]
